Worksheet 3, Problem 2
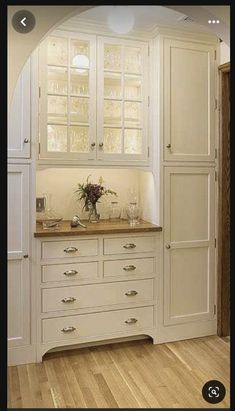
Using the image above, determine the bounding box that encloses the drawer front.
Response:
[42,306,154,343]
[41,239,98,259]
[104,258,155,278]
[42,279,154,313]
[104,236,155,255]
[42,262,98,283]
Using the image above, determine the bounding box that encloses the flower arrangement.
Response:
[75,175,117,222]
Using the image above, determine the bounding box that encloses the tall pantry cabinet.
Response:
[7,59,36,365]
[156,35,218,342]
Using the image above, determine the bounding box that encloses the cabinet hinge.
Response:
[215,148,217,159]
[215,238,217,248]
[39,87,41,98]
[215,98,218,110]
[38,142,41,154]
[214,50,217,60]
[215,171,218,181]
[148,96,150,107]
[214,304,217,315]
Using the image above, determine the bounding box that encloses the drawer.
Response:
[42,306,154,343]
[41,239,98,259]
[42,262,98,283]
[42,279,154,313]
[104,236,155,255]
[104,258,155,278]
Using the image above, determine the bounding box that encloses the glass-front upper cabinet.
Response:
[97,37,149,163]
[39,32,96,161]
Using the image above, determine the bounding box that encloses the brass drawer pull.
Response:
[125,318,138,324]
[61,326,76,332]
[61,297,76,303]
[64,247,78,253]
[125,290,138,296]
[123,265,136,271]
[63,270,78,276]
[123,243,136,249]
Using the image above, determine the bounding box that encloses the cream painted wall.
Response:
[36,168,156,222]
[220,42,230,65]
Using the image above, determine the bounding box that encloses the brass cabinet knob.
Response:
[61,326,76,332]
[90,142,96,149]
[24,138,29,143]
[99,142,104,149]
[166,143,171,148]
[125,318,138,324]
[23,254,29,258]
[166,244,171,249]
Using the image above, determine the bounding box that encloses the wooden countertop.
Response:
[34,219,162,237]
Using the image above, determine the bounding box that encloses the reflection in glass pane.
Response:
[124,129,142,154]
[70,40,89,70]
[104,73,122,99]
[70,126,89,152]
[70,98,89,123]
[48,96,67,123]
[104,128,122,153]
[70,69,89,96]
[124,47,141,74]
[124,102,142,127]
[104,45,121,71]
[47,125,67,152]
[47,36,68,66]
[104,100,122,125]
[48,66,67,94]
[124,75,142,100]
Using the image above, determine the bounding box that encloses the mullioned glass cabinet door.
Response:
[97,37,149,163]
[39,31,96,161]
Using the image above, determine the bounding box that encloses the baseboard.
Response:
[156,319,217,344]
[8,345,36,366]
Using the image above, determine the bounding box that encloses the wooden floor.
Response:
[8,336,230,408]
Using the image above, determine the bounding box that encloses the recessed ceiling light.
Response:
[212,20,216,24]
[208,20,211,24]
[216,20,220,24]
[107,6,135,34]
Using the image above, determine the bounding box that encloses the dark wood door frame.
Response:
[217,62,230,336]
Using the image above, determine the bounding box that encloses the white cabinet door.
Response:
[163,39,215,162]
[8,164,30,347]
[163,167,215,325]
[8,59,31,158]
[97,36,149,163]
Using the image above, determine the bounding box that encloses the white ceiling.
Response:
[69,5,214,34]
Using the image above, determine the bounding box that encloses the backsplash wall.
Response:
[36,168,142,220]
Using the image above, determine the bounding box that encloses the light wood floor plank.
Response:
[8,336,230,409]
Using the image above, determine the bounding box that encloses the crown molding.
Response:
[57,17,218,44]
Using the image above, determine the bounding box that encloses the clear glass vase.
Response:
[87,202,100,223]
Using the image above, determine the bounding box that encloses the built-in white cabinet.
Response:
[8,59,31,158]
[38,32,149,164]
[163,167,216,325]
[163,39,216,162]
[8,164,30,348]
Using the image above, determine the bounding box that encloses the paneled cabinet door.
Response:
[8,165,30,347]
[163,39,215,162]
[38,32,96,161]
[8,59,31,158]
[97,37,149,163]
[163,167,215,325]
